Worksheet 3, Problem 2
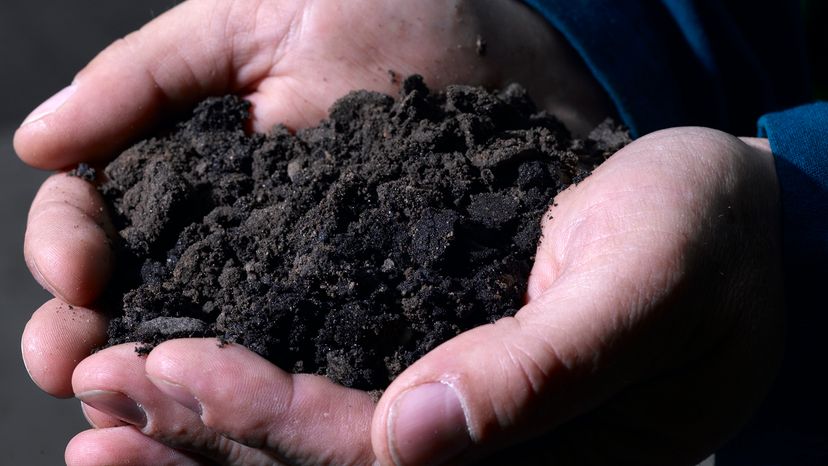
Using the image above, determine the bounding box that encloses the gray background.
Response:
[0,2,177,464]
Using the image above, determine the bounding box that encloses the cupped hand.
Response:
[28,127,784,465]
[369,129,784,465]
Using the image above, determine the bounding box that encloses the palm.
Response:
[509,128,784,463]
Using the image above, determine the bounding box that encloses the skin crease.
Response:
[15,1,784,465]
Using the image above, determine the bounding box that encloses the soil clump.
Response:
[100,76,629,390]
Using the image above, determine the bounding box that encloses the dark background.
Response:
[804,0,828,99]
[0,2,177,464]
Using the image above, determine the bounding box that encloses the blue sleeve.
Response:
[758,103,828,270]
[717,104,828,465]
[522,0,810,137]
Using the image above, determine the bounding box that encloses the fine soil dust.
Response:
[99,76,629,390]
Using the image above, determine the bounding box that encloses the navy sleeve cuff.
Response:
[522,1,809,138]
[758,102,828,270]
[522,0,715,137]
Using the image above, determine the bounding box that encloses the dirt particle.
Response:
[388,69,399,85]
[476,35,487,56]
[68,163,96,182]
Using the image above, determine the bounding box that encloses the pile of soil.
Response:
[99,76,629,390]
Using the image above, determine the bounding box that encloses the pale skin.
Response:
[17,1,785,465]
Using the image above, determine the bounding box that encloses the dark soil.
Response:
[100,76,629,390]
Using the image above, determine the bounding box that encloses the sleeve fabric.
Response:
[522,0,810,138]
[720,102,828,465]
[758,102,828,271]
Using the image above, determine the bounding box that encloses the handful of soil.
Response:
[99,76,629,390]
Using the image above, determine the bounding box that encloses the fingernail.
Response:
[388,382,471,466]
[21,84,77,126]
[148,376,203,416]
[80,402,102,429]
[75,390,147,427]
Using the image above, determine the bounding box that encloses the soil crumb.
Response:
[100,76,629,390]
[68,162,96,181]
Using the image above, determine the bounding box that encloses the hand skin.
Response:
[16,1,784,465]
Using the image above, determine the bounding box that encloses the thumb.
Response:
[370,268,652,466]
[14,0,298,169]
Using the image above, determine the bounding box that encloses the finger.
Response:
[72,344,280,466]
[14,0,299,169]
[66,427,207,466]
[21,299,107,398]
[81,402,126,430]
[25,174,113,306]
[145,339,377,465]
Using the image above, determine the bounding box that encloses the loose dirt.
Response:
[99,76,628,390]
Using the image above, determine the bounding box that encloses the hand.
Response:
[369,128,785,465]
[18,0,614,464]
[26,132,784,465]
